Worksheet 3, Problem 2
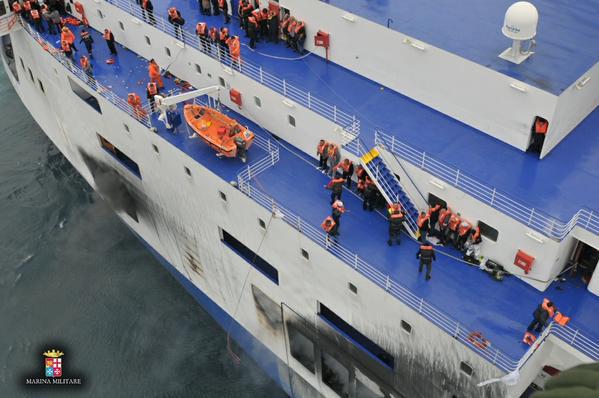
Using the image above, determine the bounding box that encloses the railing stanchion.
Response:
[421,152,426,169]
[259,66,263,84]
[527,208,535,226]
[570,329,579,344]
[585,211,593,229]
[418,298,424,314]
[333,105,337,123]
[283,79,287,96]
[454,323,460,338]
[308,92,311,109]
[455,169,460,186]
[354,254,359,270]
[490,188,496,206]
[385,276,390,291]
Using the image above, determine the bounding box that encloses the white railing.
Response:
[21,20,153,127]
[102,0,360,137]
[237,133,280,188]
[375,130,599,240]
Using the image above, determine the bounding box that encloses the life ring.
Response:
[467,331,490,350]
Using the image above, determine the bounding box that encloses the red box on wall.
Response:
[314,30,330,48]
[229,89,242,107]
[514,250,535,274]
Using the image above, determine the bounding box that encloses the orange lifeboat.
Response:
[184,104,255,162]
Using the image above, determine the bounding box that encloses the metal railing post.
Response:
[455,170,460,186]
[527,208,535,226]
[385,276,390,291]
[354,254,359,269]
[585,211,594,229]
[259,66,263,84]
[283,79,287,96]
[490,188,496,206]
[421,152,426,169]
[418,298,424,314]
[308,92,311,109]
[454,323,460,338]
[570,329,579,344]
[333,105,337,123]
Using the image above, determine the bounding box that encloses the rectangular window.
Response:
[69,77,102,113]
[287,323,315,373]
[321,351,349,396]
[98,134,141,178]
[220,229,279,284]
[478,220,498,242]
[319,303,394,369]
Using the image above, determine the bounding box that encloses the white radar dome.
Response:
[502,2,538,40]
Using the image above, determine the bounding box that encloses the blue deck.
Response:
[142,0,599,224]
[34,19,599,364]
[323,0,599,95]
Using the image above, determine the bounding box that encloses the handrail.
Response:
[20,20,153,127]
[375,130,599,240]
[238,169,599,371]
[101,0,361,137]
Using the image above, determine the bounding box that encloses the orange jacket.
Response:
[148,62,160,78]
[321,216,336,233]
[448,214,461,231]
[61,28,76,44]
[228,37,240,59]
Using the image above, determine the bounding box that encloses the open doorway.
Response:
[527,116,548,155]
[569,240,599,284]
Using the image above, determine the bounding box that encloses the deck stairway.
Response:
[361,148,419,238]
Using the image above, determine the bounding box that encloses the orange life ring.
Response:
[467,331,490,350]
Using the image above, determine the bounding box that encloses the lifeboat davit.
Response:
[184,104,255,162]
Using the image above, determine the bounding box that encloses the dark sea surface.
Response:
[0,67,287,397]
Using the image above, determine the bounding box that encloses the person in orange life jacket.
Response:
[326,144,341,177]
[527,299,556,333]
[437,208,452,245]
[247,15,259,49]
[447,212,461,247]
[219,27,230,59]
[335,159,354,188]
[280,13,291,44]
[259,8,269,38]
[356,165,368,195]
[209,27,218,53]
[528,116,549,154]
[103,29,117,55]
[127,93,147,119]
[227,35,241,70]
[148,59,163,90]
[267,10,280,43]
[388,203,405,246]
[22,0,32,21]
[61,26,77,52]
[463,226,482,265]
[283,16,296,48]
[12,1,22,15]
[141,0,155,25]
[196,22,210,53]
[292,20,306,54]
[61,40,73,60]
[362,179,377,211]
[79,55,94,85]
[251,8,262,39]
[416,242,436,281]
[218,0,229,24]
[167,7,185,40]
[236,0,245,26]
[456,219,472,251]
[210,0,220,16]
[427,203,442,236]
[331,200,345,231]
[241,1,253,35]
[317,140,330,170]
[321,216,339,238]
[146,82,158,112]
[200,0,211,16]
[31,9,45,33]
[79,29,94,57]
[326,176,345,204]
[417,211,430,242]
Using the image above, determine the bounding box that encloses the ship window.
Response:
[258,218,266,230]
[97,9,103,18]
[478,220,498,242]
[355,368,386,398]
[319,303,394,369]
[184,166,192,177]
[301,248,309,261]
[37,79,45,94]
[460,361,473,377]
[19,57,24,69]
[145,36,151,46]
[287,323,315,373]
[401,320,412,335]
[68,77,102,113]
[119,21,125,31]
[348,282,357,294]
[165,47,171,57]
[219,190,227,202]
[207,72,212,78]
[97,134,142,178]
[254,96,261,108]
[195,64,202,74]
[321,351,349,397]
[218,76,225,87]
[219,228,279,284]
[152,144,159,153]
[28,67,34,82]
[288,115,296,127]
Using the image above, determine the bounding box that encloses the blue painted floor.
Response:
[37,21,599,362]
[321,0,599,95]
[142,1,599,224]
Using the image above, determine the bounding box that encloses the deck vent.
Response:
[288,115,296,127]
[348,282,357,294]
[184,166,192,177]
[460,361,474,377]
[301,249,309,261]
[400,320,412,334]
[258,218,266,230]
[219,191,227,202]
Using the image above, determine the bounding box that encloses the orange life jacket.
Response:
[31,9,40,19]
[61,41,71,52]
[337,160,353,172]
[294,21,305,33]
[321,216,336,233]
[218,0,225,8]
[417,214,430,228]
[251,8,261,20]
[448,214,461,231]
[332,200,345,214]
[471,226,481,242]
[61,28,75,44]
[103,30,113,40]
[127,93,142,107]
[288,21,297,33]
[317,141,328,155]
[147,82,157,96]
[388,203,402,214]
[196,22,207,36]
[229,37,240,59]
[428,204,441,217]
[80,56,89,69]
[219,29,229,41]
[535,119,548,134]
[458,220,472,237]
[168,7,178,18]
[142,0,150,9]
[242,3,253,14]
[542,298,555,318]
[390,212,404,220]
[12,2,22,13]
[148,62,160,78]
[80,31,90,40]
[438,209,451,226]
[280,17,290,30]
[23,1,31,11]
[209,27,218,40]
[327,144,338,158]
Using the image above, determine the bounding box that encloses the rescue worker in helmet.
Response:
[234,135,248,163]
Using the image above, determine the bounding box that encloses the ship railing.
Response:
[375,130,599,240]
[551,323,599,361]
[102,0,360,137]
[236,133,280,191]
[20,20,153,127]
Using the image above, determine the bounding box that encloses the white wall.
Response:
[281,0,558,152]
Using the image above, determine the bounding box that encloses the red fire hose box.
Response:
[314,30,330,48]
[514,250,535,274]
[229,89,242,107]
